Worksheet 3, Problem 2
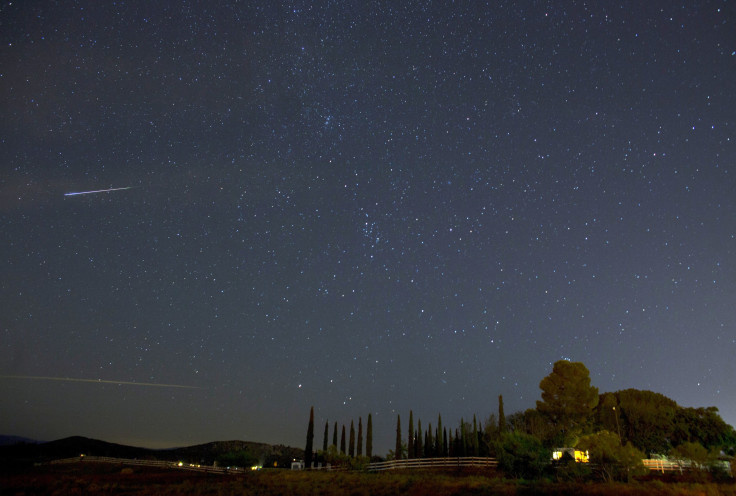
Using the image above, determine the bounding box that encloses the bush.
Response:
[577,430,647,482]
[554,457,592,482]
[494,431,550,480]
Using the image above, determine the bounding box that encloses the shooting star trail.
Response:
[64,186,134,197]
[0,375,201,389]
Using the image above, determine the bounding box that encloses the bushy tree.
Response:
[615,389,678,455]
[508,408,555,441]
[494,431,550,479]
[594,392,620,434]
[386,442,407,461]
[673,406,736,452]
[596,389,736,456]
[553,450,592,482]
[537,360,598,445]
[576,430,646,482]
[673,441,712,470]
[322,444,350,467]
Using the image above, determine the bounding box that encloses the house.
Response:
[552,448,589,463]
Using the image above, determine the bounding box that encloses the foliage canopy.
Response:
[537,360,599,445]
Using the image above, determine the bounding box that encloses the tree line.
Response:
[304,408,375,469]
[305,361,736,479]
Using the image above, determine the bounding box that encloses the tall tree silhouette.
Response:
[357,417,363,456]
[332,421,338,448]
[395,414,402,460]
[499,395,507,434]
[366,414,373,458]
[304,407,314,469]
[472,415,479,456]
[460,419,467,456]
[323,421,329,452]
[349,420,356,457]
[416,419,423,458]
[437,414,443,456]
[340,425,346,454]
[443,427,448,457]
[408,410,414,458]
[427,423,433,457]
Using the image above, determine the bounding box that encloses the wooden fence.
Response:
[49,455,497,473]
[642,458,732,475]
[46,455,730,476]
[642,459,687,473]
[367,457,498,471]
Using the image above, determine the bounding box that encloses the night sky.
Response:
[1,1,735,454]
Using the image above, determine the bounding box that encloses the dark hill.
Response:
[167,440,303,467]
[0,436,154,466]
[0,435,42,446]
[0,435,303,469]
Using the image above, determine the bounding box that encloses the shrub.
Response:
[494,431,550,479]
[577,430,647,482]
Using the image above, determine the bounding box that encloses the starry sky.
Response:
[1,1,735,453]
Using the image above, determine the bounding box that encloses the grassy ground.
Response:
[2,462,735,495]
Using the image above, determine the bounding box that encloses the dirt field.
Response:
[2,462,736,496]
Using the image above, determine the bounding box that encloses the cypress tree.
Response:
[395,414,402,460]
[408,410,414,458]
[349,420,356,457]
[448,430,454,457]
[323,421,329,452]
[366,414,373,459]
[435,426,440,456]
[340,425,346,454]
[304,406,314,469]
[332,421,338,448]
[426,423,432,457]
[443,428,448,457]
[437,414,443,456]
[461,419,467,456]
[472,415,479,456]
[416,419,423,458]
[498,394,506,434]
[357,417,363,456]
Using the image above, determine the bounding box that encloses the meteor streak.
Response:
[0,375,200,389]
[64,186,133,196]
